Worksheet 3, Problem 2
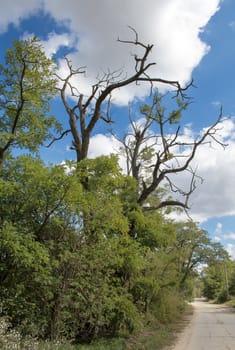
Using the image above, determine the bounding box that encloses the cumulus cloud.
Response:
[20,31,76,58]
[0,0,221,103]
[167,118,235,222]
[88,134,120,158]
[41,0,221,104]
[41,32,77,57]
[189,132,235,220]
[0,0,42,33]
[88,134,128,172]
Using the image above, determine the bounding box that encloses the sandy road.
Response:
[170,299,235,350]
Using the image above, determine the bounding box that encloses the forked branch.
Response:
[56,28,190,162]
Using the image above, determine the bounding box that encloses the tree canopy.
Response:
[0,37,59,166]
[0,35,232,347]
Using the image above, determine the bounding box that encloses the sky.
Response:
[1,0,235,258]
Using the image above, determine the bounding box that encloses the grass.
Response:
[74,338,126,350]
[226,297,235,308]
[126,304,194,350]
[0,338,126,350]
[36,338,126,350]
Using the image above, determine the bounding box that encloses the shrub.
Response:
[0,317,39,349]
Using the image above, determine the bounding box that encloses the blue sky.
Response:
[1,0,235,258]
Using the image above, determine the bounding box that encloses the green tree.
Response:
[0,222,52,336]
[202,262,225,301]
[228,261,235,296]
[0,155,142,340]
[0,155,82,337]
[174,222,211,289]
[0,35,230,347]
[0,37,59,166]
[202,243,231,302]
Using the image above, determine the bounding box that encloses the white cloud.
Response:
[21,30,77,58]
[215,222,223,234]
[226,243,235,260]
[214,236,222,242]
[41,32,77,57]
[0,1,221,104]
[41,0,221,104]
[0,0,42,33]
[88,134,128,172]
[171,118,235,222]
[224,233,235,240]
[88,134,120,159]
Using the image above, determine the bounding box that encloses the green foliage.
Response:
[0,316,126,349]
[139,93,188,125]
[202,264,223,300]
[59,236,141,341]
[1,152,226,344]
[0,155,143,341]
[139,104,152,116]
[174,222,213,291]
[202,257,232,302]
[0,40,227,346]
[0,221,53,335]
[153,290,186,324]
[76,155,130,238]
[0,37,60,163]
[229,263,235,296]
[130,210,176,248]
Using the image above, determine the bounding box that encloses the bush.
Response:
[153,290,185,323]
[0,317,39,349]
[217,289,229,304]
[110,295,140,335]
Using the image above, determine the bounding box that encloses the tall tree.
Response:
[202,242,230,302]
[174,222,214,289]
[0,37,59,166]
[119,93,225,211]
[55,28,189,163]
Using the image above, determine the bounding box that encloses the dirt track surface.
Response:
[170,299,235,350]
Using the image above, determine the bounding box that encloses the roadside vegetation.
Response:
[0,304,193,349]
[0,36,233,349]
[202,257,235,304]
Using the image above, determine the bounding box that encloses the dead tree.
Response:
[54,28,191,163]
[119,93,226,212]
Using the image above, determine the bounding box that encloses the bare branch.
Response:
[118,94,226,212]
[46,129,71,148]
[142,200,189,211]
[57,28,191,163]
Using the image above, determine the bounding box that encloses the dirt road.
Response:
[170,299,235,350]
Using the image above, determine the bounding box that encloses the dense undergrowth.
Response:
[0,303,192,350]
